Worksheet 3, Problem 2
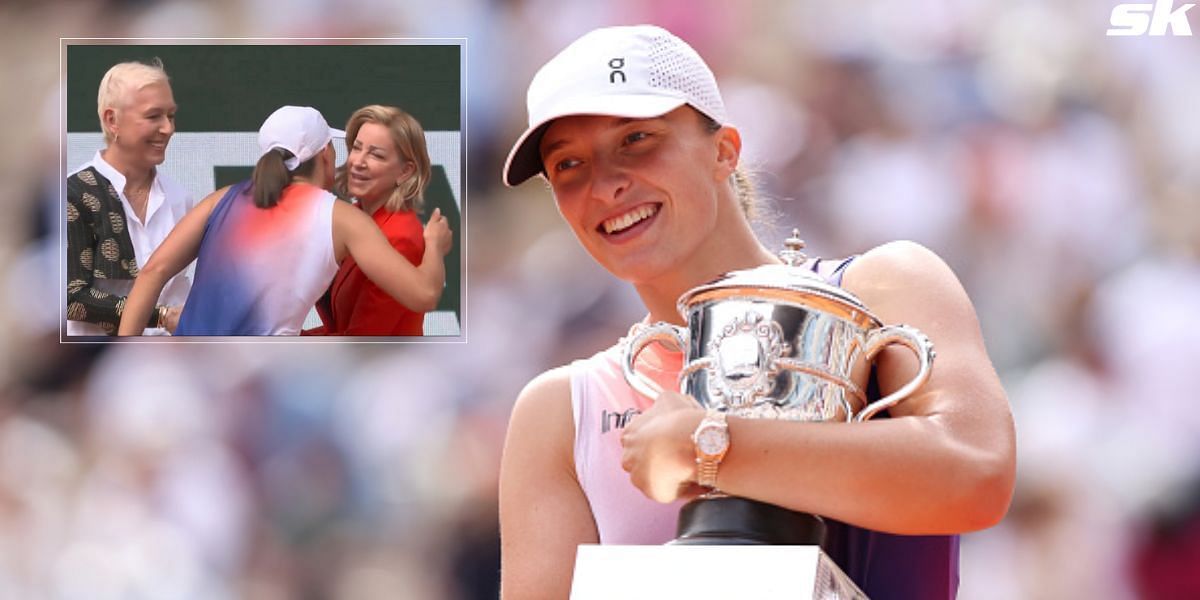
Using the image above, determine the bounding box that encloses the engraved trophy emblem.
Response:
[622,230,936,547]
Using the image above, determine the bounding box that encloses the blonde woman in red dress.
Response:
[308,105,437,336]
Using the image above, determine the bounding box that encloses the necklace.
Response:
[126,182,151,201]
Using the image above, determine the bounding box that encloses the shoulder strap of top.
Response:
[828,255,857,287]
[807,255,859,287]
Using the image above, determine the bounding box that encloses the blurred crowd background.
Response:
[2,0,1198,598]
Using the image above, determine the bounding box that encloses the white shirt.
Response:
[67,151,194,336]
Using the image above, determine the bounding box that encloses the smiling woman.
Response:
[65,58,193,336]
[534,107,763,294]
[498,24,1016,600]
[304,104,438,336]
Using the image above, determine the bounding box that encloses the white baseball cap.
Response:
[503,24,729,187]
[258,105,345,171]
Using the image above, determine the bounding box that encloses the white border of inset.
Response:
[59,37,468,344]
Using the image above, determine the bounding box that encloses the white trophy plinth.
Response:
[570,544,867,599]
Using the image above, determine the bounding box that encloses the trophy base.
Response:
[570,544,867,599]
[671,496,826,546]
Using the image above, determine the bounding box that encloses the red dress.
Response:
[312,204,426,336]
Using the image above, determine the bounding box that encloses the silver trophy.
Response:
[622,230,935,547]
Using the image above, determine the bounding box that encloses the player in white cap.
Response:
[499,25,1015,599]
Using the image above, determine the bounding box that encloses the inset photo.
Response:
[62,40,464,340]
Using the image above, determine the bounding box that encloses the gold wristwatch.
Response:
[692,410,729,488]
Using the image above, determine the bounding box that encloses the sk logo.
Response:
[1108,0,1195,36]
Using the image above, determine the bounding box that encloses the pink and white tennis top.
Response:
[569,334,688,544]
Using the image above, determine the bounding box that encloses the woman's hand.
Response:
[163,306,182,334]
[619,390,708,503]
[423,208,452,257]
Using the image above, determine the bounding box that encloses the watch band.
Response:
[697,455,721,488]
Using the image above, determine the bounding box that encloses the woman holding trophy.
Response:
[498,24,1015,599]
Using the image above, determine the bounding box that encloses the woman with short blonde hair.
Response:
[66,58,192,335]
[96,59,169,144]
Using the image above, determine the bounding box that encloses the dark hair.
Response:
[697,111,759,220]
[251,148,318,209]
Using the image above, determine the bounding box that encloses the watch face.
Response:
[696,425,728,456]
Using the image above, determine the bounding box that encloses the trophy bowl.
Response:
[623,232,935,546]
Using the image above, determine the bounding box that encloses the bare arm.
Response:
[621,241,1016,534]
[117,187,224,335]
[333,203,449,313]
[499,367,599,599]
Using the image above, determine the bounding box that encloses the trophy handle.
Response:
[622,322,688,400]
[854,324,936,422]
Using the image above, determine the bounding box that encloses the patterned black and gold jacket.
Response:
[65,166,159,333]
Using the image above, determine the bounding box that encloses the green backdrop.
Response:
[67,44,460,131]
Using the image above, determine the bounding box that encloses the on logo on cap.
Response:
[609,57,626,83]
